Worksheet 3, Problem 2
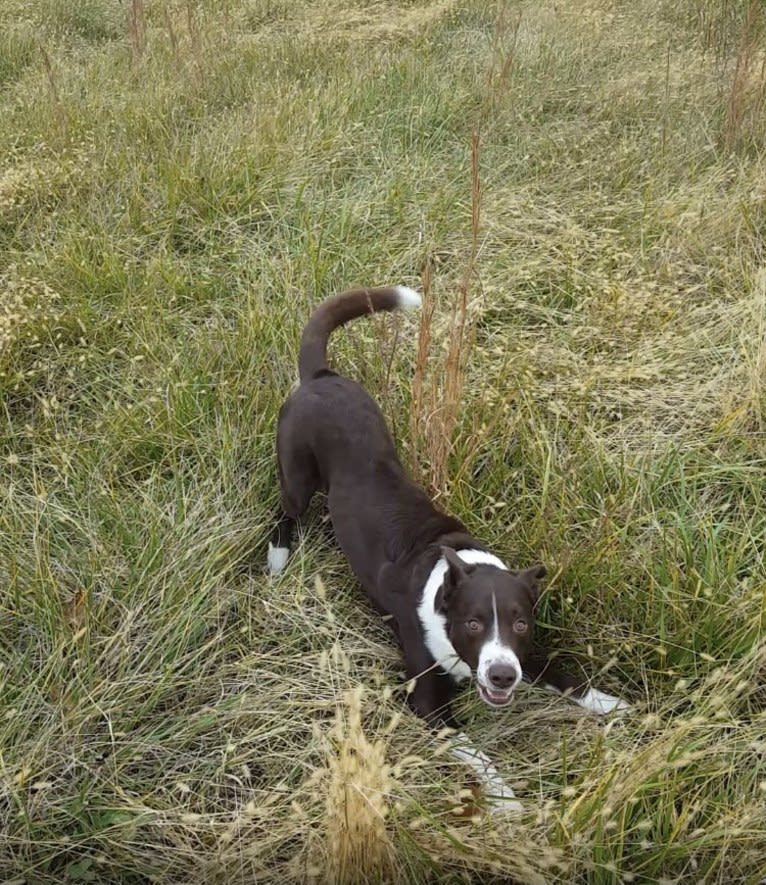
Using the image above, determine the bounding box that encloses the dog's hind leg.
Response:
[268,440,319,575]
[268,511,294,575]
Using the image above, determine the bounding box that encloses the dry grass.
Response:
[410,131,482,496]
[1,0,765,882]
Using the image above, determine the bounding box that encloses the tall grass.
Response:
[1,0,765,882]
[410,130,482,496]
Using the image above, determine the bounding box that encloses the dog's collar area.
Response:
[441,654,471,679]
[439,548,508,573]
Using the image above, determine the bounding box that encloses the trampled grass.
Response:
[1,0,765,882]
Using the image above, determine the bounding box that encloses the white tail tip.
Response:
[394,285,422,309]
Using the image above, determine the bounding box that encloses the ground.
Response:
[1,0,765,882]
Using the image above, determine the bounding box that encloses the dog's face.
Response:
[437,547,545,709]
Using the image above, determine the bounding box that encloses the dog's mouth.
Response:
[477,683,515,708]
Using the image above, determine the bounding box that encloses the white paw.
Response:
[575,688,631,716]
[450,732,522,816]
[267,543,289,575]
[484,778,524,816]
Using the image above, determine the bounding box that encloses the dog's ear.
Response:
[442,546,473,583]
[521,563,547,604]
[437,546,473,612]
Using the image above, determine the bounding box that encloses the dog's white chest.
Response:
[416,549,507,684]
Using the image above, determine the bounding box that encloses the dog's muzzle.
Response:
[478,683,515,707]
[477,662,519,708]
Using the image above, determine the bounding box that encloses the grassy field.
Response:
[1,0,766,882]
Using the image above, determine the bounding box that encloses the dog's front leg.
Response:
[449,732,523,815]
[566,684,631,715]
[394,613,458,728]
[392,610,521,814]
[410,670,457,728]
[524,653,630,715]
[373,564,451,724]
[394,638,459,728]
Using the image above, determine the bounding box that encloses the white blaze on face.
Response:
[476,593,523,699]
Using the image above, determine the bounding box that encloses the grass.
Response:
[1,0,765,881]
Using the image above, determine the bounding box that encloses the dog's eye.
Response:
[466,619,483,633]
[513,619,528,634]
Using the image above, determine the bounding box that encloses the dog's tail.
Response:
[298,285,422,382]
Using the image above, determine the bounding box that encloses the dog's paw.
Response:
[267,543,289,575]
[484,778,524,816]
[449,733,523,817]
[454,776,523,818]
[575,688,631,716]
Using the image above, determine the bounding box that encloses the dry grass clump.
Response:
[730,265,766,433]
[0,162,44,214]
[473,254,766,449]
[410,132,482,497]
[722,0,766,152]
[0,266,63,382]
[548,645,766,881]
[305,678,398,884]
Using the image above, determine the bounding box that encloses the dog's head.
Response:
[437,547,545,708]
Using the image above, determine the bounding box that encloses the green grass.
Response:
[1,0,766,882]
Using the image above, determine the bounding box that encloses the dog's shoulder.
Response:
[384,508,475,565]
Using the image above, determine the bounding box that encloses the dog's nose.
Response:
[488,664,518,691]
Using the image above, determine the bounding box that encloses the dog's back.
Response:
[273,286,435,589]
[281,371,397,484]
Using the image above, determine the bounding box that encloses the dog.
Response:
[269,286,629,813]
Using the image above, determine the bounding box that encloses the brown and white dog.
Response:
[269,286,629,813]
